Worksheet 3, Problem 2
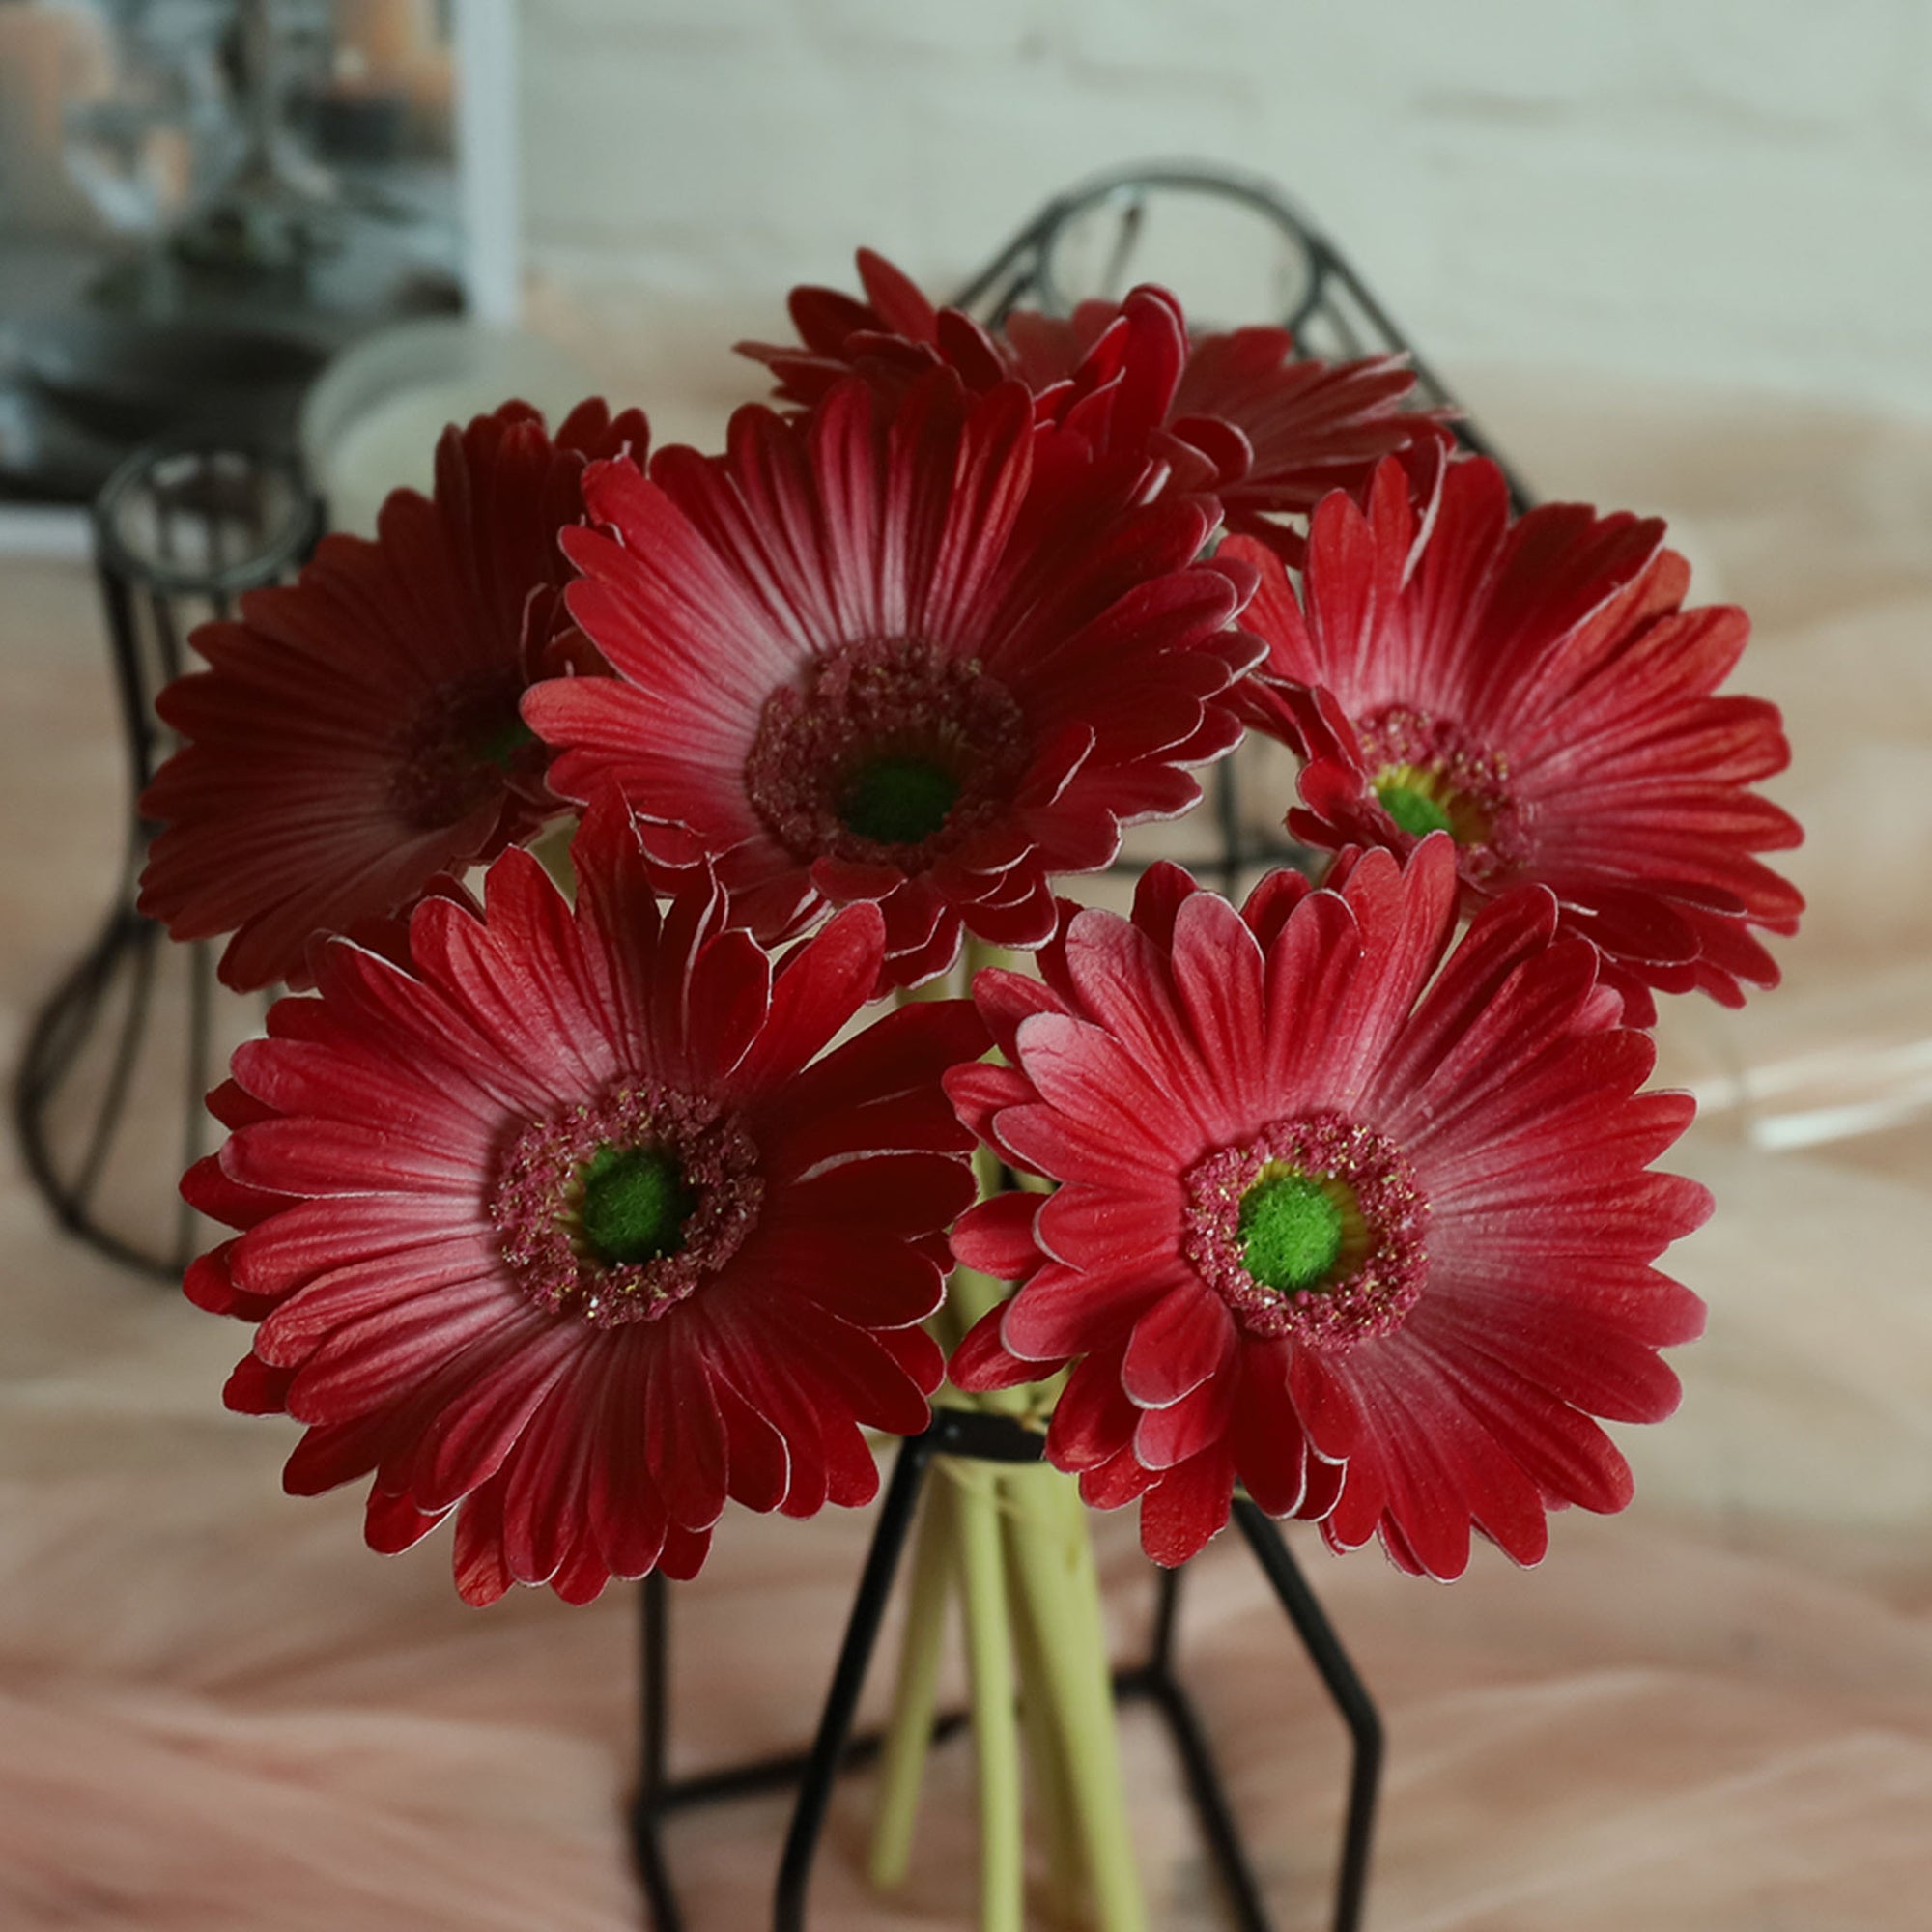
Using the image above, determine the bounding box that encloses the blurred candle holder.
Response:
[13,440,321,1278]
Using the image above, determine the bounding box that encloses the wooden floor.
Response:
[3,371,1931,1929]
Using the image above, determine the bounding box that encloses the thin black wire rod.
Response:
[634,1573,678,1932]
[771,1429,942,1931]
[1233,1502,1382,1932]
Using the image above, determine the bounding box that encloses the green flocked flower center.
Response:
[1374,776,1456,838]
[838,754,960,846]
[1371,757,1495,846]
[1238,1167,1350,1293]
[577,1144,695,1267]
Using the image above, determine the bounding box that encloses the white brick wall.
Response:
[516,0,1932,418]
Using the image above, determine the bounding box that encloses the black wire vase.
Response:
[633,1410,1381,1932]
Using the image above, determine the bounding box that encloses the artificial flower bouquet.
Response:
[139,250,1802,1926]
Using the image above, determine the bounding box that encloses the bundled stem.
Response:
[1007,1560,1089,1924]
[868,938,1146,1929]
[956,1460,1025,1932]
[867,1473,958,1889]
[1004,1463,1146,1932]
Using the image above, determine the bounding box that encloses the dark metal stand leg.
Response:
[1233,1503,1382,1932]
[1148,1558,1183,1672]
[1112,1559,1280,1932]
[1154,1690,1276,1928]
[632,1572,682,1931]
[1213,755,1243,897]
[13,907,182,1281]
[629,1434,944,1930]
[773,1433,936,1931]
[1126,1672,1276,1930]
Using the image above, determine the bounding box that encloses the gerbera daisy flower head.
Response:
[1006,299,1455,553]
[947,836,1712,1576]
[739,249,1451,553]
[1229,452,1804,1022]
[184,796,987,1604]
[525,367,1264,991]
[737,246,1009,408]
[139,397,649,992]
[743,254,1215,502]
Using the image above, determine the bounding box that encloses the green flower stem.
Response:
[867,1472,958,1889]
[871,936,1138,1923]
[956,1460,1026,1932]
[871,980,1029,1901]
[1004,1481,1094,1926]
[895,970,961,1004]
[1002,1462,1147,1932]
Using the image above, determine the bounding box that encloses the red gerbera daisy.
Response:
[1230,454,1804,1022]
[947,838,1711,1576]
[182,799,985,1604]
[524,370,1261,989]
[139,398,648,992]
[740,250,1448,551]
[1005,299,1453,550]
[745,260,1220,505]
[737,247,993,408]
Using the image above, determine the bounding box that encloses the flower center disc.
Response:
[1357,706,1527,880]
[1237,1168,1352,1291]
[1183,1116,1430,1350]
[474,715,538,776]
[389,672,542,831]
[489,1082,763,1328]
[1373,771,1459,840]
[1372,758,1494,845]
[578,1144,694,1266]
[745,636,1029,870]
[838,754,961,846]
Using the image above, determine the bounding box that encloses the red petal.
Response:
[364,1489,449,1555]
[948,1190,1043,1279]
[730,904,885,1093]
[1134,1365,1236,1471]
[1122,1284,1235,1410]
[950,1302,1044,1390]
[1138,1448,1237,1566]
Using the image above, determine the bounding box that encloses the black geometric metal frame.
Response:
[13,441,321,1278]
[632,1410,1380,1932]
[13,903,207,1281]
[952,156,1534,508]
